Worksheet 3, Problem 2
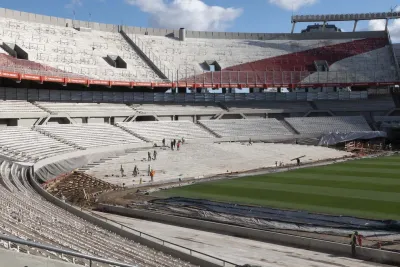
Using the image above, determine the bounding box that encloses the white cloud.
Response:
[65,0,83,9]
[269,0,318,11]
[125,0,243,31]
[368,19,400,43]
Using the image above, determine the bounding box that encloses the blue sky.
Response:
[0,0,399,34]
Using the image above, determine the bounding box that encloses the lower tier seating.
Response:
[285,116,372,134]
[199,119,292,137]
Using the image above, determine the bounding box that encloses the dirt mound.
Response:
[46,171,121,207]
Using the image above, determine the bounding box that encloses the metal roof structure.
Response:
[290,12,400,33]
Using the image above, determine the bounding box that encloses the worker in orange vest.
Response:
[150,170,155,182]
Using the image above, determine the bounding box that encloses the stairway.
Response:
[196,122,221,138]
[277,118,299,135]
[119,30,170,81]
[114,123,150,142]
[309,101,318,110]
[31,101,53,114]
[32,127,83,150]
[391,94,400,108]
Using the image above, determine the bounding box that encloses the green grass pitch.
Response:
[154,155,400,220]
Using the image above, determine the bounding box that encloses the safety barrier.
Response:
[0,66,397,89]
[0,234,136,267]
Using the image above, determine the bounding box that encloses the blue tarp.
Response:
[318,131,387,146]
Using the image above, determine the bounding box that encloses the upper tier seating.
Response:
[314,96,396,112]
[0,127,75,161]
[0,17,161,81]
[225,101,312,113]
[199,119,292,137]
[35,124,143,149]
[285,116,372,134]
[131,103,223,114]
[136,34,353,78]
[0,176,194,267]
[36,102,135,116]
[117,121,214,141]
[0,100,47,118]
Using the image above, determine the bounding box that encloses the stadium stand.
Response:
[0,7,398,267]
[135,34,396,83]
[0,180,194,266]
[0,17,161,82]
[285,116,372,134]
[0,127,75,161]
[0,9,396,88]
[117,121,214,142]
[35,102,135,117]
[35,124,143,149]
[0,100,48,118]
[199,119,293,137]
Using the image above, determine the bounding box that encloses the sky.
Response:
[0,0,400,41]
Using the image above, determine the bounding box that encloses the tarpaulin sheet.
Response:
[152,197,400,231]
[318,131,387,146]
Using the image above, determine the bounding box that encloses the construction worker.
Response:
[350,231,359,257]
[162,138,166,147]
[153,150,157,160]
[182,137,185,144]
[170,140,174,150]
[120,165,124,177]
[150,169,155,182]
[148,151,152,161]
[177,141,181,151]
[148,164,151,176]
[296,158,300,166]
[133,165,138,177]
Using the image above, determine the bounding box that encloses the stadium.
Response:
[0,4,399,267]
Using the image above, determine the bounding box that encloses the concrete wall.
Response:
[114,117,126,123]
[88,118,104,124]
[29,175,220,267]
[98,205,400,266]
[0,8,387,39]
[176,116,194,122]
[18,118,37,127]
[157,116,173,121]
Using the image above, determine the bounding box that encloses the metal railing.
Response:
[130,34,174,81]
[0,59,397,85]
[86,210,237,267]
[0,234,137,267]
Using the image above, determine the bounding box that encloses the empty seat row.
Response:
[35,124,143,149]
[117,121,214,142]
[199,119,292,137]
[285,116,372,134]
[0,127,75,162]
[35,102,135,116]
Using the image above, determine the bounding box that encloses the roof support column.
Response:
[353,20,358,32]
[291,22,296,34]
[385,18,389,31]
